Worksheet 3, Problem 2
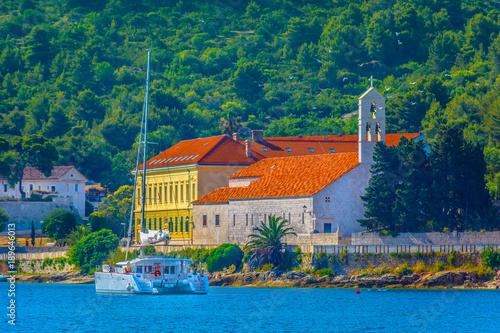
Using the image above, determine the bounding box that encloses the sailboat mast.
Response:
[141,50,151,233]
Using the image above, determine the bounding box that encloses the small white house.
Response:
[1,166,88,219]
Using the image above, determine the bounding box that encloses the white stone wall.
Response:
[228,177,259,187]
[0,201,82,231]
[192,204,229,245]
[352,231,500,245]
[227,197,314,246]
[312,164,370,237]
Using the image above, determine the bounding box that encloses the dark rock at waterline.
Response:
[286,271,306,280]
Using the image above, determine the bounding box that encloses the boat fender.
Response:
[125,267,131,273]
[154,270,161,277]
[127,284,133,291]
[355,290,360,294]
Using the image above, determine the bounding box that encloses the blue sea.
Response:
[2,282,500,333]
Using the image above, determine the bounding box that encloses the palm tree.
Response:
[245,215,297,267]
[64,225,90,246]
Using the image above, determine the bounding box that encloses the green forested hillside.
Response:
[0,0,499,197]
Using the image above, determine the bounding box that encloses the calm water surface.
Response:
[2,282,500,332]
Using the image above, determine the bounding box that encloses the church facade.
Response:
[192,87,420,247]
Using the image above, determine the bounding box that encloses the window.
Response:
[251,214,253,226]
[136,266,143,274]
[192,184,196,201]
[289,213,291,224]
[262,147,268,152]
[215,215,220,227]
[169,217,173,232]
[302,212,305,224]
[171,266,176,274]
[75,184,78,192]
[175,185,178,202]
[154,187,157,204]
[164,185,167,203]
[170,185,173,203]
[186,217,189,232]
[180,185,184,202]
[233,214,236,227]
[175,217,178,232]
[180,217,184,232]
[149,218,152,230]
[329,148,335,153]
[325,196,331,203]
[308,148,314,153]
[159,187,162,203]
[163,266,170,275]
[246,214,248,226]
[285,148,291,152]
[4,184,7,192]
[159,217,162,230]
[154,218,157,230]
[203,215,207,227]
[149,187,152,205]
[30,184,33,191]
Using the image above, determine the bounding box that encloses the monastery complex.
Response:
[133,86,422,248]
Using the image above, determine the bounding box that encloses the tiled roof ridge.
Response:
[230,151,357,178]
[198,135,241,164]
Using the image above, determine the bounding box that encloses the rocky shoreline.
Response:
[208,269,500,289]
[13,269,500,289]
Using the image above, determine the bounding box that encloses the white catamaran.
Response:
[94,50,209,294]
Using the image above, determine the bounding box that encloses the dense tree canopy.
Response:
[360,126,498,233]
[0,0,499,199]
[42,208,78,241]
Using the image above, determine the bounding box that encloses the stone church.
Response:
[192,86,422,247]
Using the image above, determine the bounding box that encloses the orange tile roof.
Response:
[193,153,360,203]
[138,135,257,170]
[140,133,420,171]
[238,133,420,158]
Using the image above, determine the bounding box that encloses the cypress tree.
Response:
[31,220,36,246]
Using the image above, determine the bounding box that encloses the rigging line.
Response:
[125,77,148,261]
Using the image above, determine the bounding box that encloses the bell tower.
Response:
[358,77,385,164]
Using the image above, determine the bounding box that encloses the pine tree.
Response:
[430,125,493,230]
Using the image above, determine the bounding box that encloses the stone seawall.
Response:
[352,231,500,246]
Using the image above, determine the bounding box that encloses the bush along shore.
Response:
[9,247,500,289]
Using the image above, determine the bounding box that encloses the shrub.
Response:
[316,251,326,260]
[259,263,274,271]
[448,251,457,267]
[68,229,119,274]
[206,243,244,273]
[481,246,500,269]
[434,262,445,272]
[340,248,348,260]
[314,268,334,277]
[394,263,411,277]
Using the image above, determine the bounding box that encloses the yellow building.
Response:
[134,134,257,244]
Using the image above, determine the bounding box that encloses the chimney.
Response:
[245,140,251,158]
[232,132,240,142]
[251,130,264,141]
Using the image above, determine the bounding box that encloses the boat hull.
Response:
[95,272,209,295]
